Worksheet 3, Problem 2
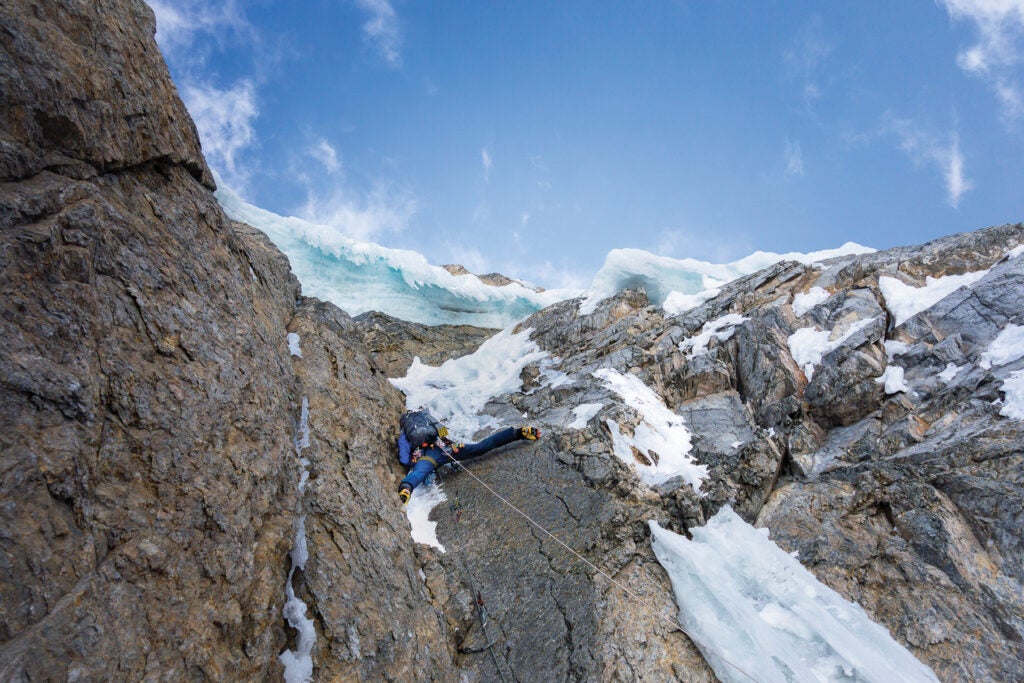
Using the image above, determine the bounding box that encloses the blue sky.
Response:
[149,1,1024,289]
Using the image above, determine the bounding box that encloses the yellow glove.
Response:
[520,426,541,440]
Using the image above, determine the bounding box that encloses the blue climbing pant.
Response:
[400,427,520,492]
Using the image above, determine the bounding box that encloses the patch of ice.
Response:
[595,369,707,491]
[405,482,448,552]
[979,324,1024,369]
[280,515,316,682]
[731,441,743,450]
[792,286,830,317]
[876,366,909,394]
[879,270,989,326]
[287,332,303,358]
[569,403,604,429]
[649,506,940,683]
[679,313,748,360]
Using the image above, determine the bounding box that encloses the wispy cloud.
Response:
[481,148,493,182]
[352,0,402,68]
[181,79,258,190]
[309,138,342,173]
[783,16,833,111]
[785,140,805,176]
[882,114,973,207]
[939,0,1024,122]
[299,182,417,242]
[147,0,253,61]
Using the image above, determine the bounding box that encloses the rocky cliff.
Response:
[2,1,1023,682]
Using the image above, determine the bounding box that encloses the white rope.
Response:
[441,449,762,683]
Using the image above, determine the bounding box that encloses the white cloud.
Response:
[442,245,490,275]
[785,140,805,176]
[481,148,493,182]
[883,115,973,208]
[181,79,258,190]
[784,17,833,110]
[147,0,251,58]
[353,0,402,68]
[299,182,417,242]
[940,0,1024,121]
[309,139,342,173]
[521,212,532,226]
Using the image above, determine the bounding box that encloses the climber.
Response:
[397,410,540,504]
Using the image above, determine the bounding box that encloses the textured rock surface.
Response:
[3,0,1023,680]
[355,310,497,377]
[0,1,295,679]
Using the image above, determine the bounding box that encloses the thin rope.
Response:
[438,445,761,683]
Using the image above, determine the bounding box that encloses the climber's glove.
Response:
[399,484,412,505]
[520,426,541,441]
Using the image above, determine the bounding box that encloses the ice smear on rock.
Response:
[287,332,303,358]
[879,270,989,326]
[581,243,872,315]
[650,506,940,683]
[594,368,706,491]
[280,398,316,682]
[390,327,546,546]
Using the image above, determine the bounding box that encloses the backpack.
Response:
[399,410,446,451]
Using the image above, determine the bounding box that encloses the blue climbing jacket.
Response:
[399,427,521,492]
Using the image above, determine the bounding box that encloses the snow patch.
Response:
[1007,245,1024,259]
[787,318,875,381]
[390,326,547,438]
[999,371,1024,420]
[876,366,909,394]
[879,271,988,326]
[938,363,962,383]
[792,286,830,317]
[679,314,748,360]
[650,506,940,683]
[884,339,910,361]
[594,369,707,491]
[287,332,303,358]
[663,287,722,316]
[979,323,1024,369]
[569,403,604,429]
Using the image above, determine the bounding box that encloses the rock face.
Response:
[3,1,1023,681]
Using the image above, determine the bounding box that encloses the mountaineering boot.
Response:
[520,426,541,440]
[399,483,412,505]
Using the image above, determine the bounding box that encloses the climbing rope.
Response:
[436,442,762,683]
[443,492,513,683]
